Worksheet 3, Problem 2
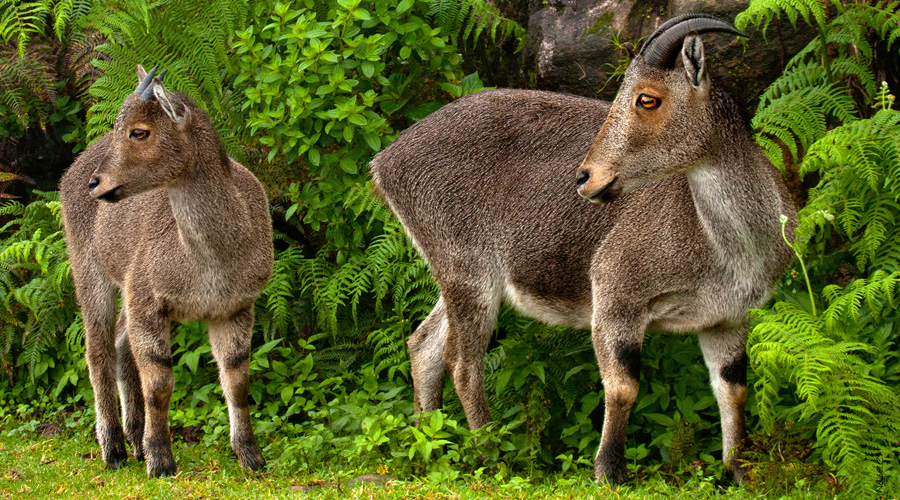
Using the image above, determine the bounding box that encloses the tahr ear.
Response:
[681,34,707,89]
[153,85,190,127]
[137,64,148,83]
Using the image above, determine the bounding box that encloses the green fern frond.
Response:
[752,60,857,166]
[751,270,900,493]
[427,0,525,51]
[0,196,79,384]
[85,0,250,148]
[735,0,827,35]
[0,0,51,55]
[798,108,900,270]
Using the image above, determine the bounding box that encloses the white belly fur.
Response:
[502,281,592,330]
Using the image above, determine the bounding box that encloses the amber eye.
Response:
[130,129,149,140]
[637,94,661,110]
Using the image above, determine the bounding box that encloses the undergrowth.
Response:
[737,0,900,495]
[1,0,899,497]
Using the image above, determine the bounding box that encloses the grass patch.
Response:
[0,415,835,499]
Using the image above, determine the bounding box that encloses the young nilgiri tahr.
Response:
[60,65,273,478]
[370,15,797,485]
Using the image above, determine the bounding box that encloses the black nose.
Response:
[576,170,590,187]
[88,177,100,191]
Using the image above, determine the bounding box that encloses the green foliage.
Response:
[85,0,250,151]
[296,185,437,378]
[234,0,478,236]
[800,105,900,271]
[426,0,526,51]
[256,246,308,341]
[3,413,815,500]
[736,1,900,173]
[747,60,856,172]
[0,192,85,399]
[0,0,92,149]
[6,0,900,495]
[490,324,741,475]
[0,43,54,130]
[750,274,900,494]
[234,0,487,385]
[735,0,826,35]
[739,0,900,495]
[261,364,537,480]
[0,0,63,54]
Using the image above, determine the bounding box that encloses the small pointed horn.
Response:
[135,64,159,97]
[139,66,166,101]
[140,81,157,100]
[639,15,747,68]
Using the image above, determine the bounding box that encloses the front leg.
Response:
[698,327,749,483]
[592,300,648,486]
[127,302,176,478]
[209,307,265,471]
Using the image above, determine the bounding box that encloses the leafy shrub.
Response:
[233,0,478,238]
[85,0,250,154]
[0,191,87,401]
[7,0,900,496]
[737,0,900,494]
[426,0,525,50]
[0,0,97,172]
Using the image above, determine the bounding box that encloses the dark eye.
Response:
[130,129,149,140]
[637,94,661,110]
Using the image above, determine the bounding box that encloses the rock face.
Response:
[482,0,815,106]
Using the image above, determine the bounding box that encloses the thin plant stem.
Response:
[781,214,816,316]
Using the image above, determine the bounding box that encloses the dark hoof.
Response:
[234,441,266,471]
[147,456,177,478]
[729,461,749,484]
[105,444,127,470]
[595,465,629,487]
[595,448,629,487]
[99,424,128,470]
[106,453,126,471]
[146,445,177,478]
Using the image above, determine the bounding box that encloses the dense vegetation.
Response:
[1,0,899,497]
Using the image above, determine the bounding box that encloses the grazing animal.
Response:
[370,15,797,484]
[59,65,273,477]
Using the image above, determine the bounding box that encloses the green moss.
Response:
[584,12,615,37]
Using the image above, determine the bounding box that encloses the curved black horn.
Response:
[135,64,159,98]
[639,14,747,68]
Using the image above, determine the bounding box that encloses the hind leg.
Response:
[76,269,128,469]
[116,311,145,460]
[408,297,448,413]
[699,327,749,483]
[442,280,499,429]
